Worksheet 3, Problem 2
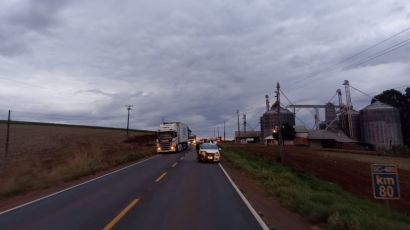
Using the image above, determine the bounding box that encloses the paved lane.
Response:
[116,149,262,230]
[0,148,264,230]
[0,153,184,229]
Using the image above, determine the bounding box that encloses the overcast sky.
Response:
[0,0,409,138]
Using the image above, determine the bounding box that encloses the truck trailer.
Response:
[157,122,189,153]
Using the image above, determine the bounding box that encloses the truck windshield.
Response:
[158,131,176,139]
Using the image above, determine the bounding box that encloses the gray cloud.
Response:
[0,0,70,56]
[0,0,409,138]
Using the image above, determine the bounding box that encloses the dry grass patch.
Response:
[0,128,156,200]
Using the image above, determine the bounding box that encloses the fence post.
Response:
[5,110,11,158]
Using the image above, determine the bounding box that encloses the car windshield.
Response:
[201,144,218,150]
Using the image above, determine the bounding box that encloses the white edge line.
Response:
[218,163,269,230]
[0,154,161,216]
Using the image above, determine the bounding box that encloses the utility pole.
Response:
[336,89,346,132]
[213,128,216,139]
[223,120,226,141]
[125,105,133,137]
[5,110,11,158]
[237,109,240,142]
[217,126,220,138]
[343,80,354,138]
[243,113,247,135]
[276,82,283,162]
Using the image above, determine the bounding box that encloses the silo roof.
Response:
[361,101,396,111]
[265,107,293,114]
[265,102,293,114]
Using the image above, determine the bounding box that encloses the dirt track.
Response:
[226,144,410,215]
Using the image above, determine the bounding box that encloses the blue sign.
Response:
[371,164,400,199]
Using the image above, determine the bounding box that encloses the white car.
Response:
[197,143,221,163]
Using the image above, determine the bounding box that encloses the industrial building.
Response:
[308,130,358,149]
[294,126,309,146]
[257,80,404,150]
[234,131,261,143]
[260,94,295,139]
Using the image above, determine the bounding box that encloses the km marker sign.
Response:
[371,164,400,200]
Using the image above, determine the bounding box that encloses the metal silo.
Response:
[260,101,295,138]
[339,110,360,140]
[360,101,403,149]
[351,111,361,140]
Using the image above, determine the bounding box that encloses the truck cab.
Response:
[157,122,189,153]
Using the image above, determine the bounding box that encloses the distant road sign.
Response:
[371,164,400,199]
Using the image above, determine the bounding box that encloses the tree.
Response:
[372,87,410,146]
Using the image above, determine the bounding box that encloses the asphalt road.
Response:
[0,147,264,230]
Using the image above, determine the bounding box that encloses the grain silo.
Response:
[260,101,295,138]
[325,103,337,122]
[360,101,403,149]
[340,110,361,140]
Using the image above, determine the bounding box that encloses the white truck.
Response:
[157,122,189,153]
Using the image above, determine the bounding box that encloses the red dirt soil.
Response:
[225,144,410,215]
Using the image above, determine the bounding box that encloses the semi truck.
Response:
[157,122,189,153]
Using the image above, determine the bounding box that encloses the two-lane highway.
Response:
[0,148,265,230]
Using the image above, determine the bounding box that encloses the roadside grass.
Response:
[0,143,154,200]
[222,146,410,230]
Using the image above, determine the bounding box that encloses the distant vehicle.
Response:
[197,143,221,163]
[189,135,197,145]
[157,122,189,153]
[199,138,211,144]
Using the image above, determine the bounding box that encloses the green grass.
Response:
[222,146,410,230]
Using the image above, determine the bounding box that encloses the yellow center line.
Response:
[172,162,178,168]
[155,172,167,183]
[103,198,140,230]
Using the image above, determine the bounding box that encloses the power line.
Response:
[352,84,410,100]
[326,93,337,104]
[342,38,410,69]
[290,27,410,88]
[279,89,294,106]
[349,85,374,99]
[339,27,410,63]
[280,102,308,127]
